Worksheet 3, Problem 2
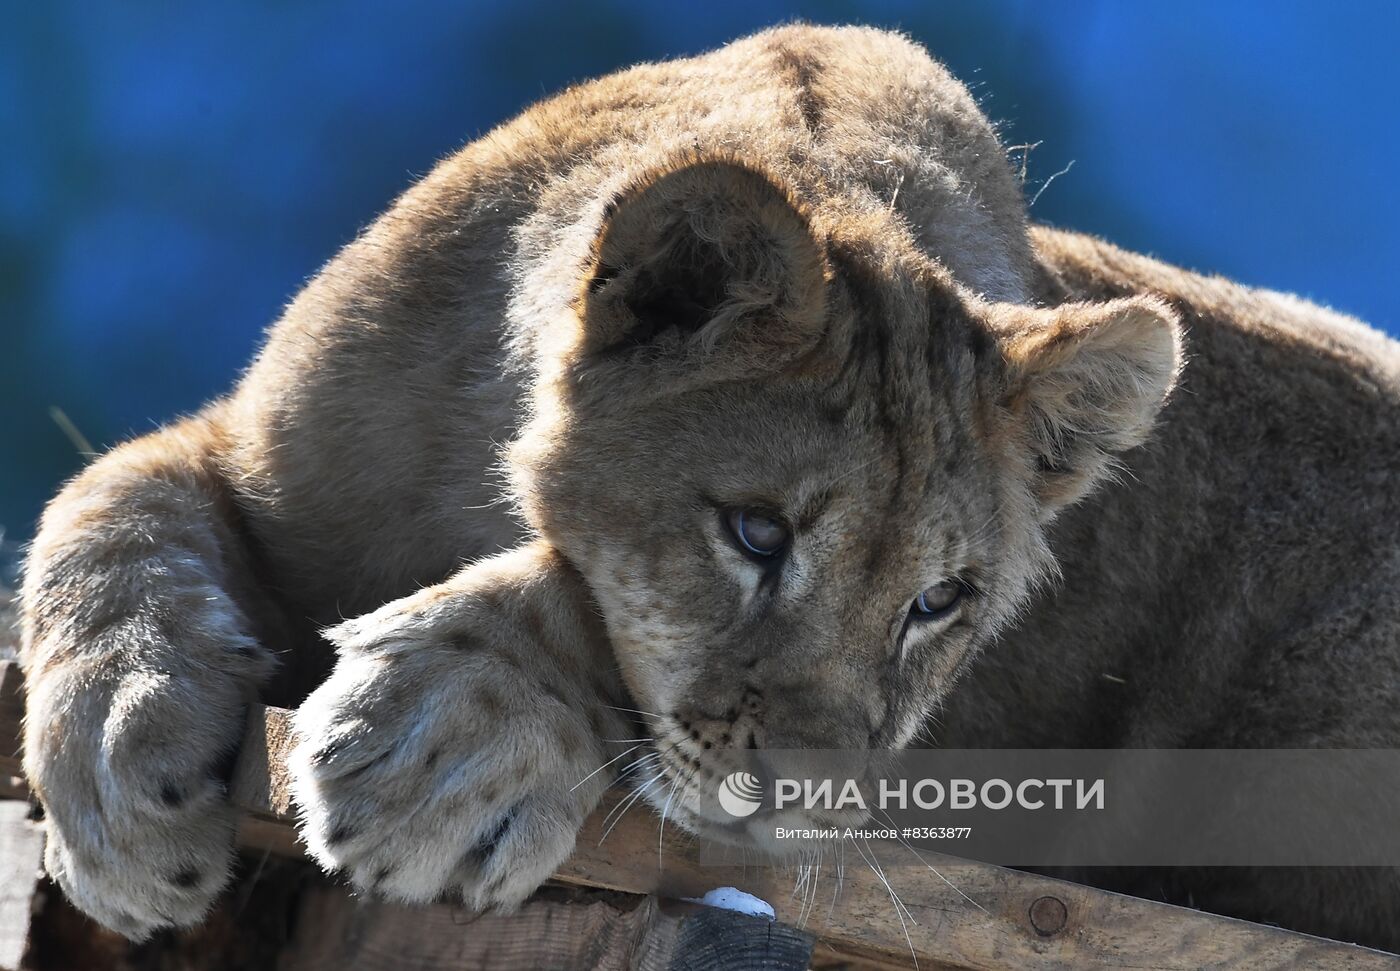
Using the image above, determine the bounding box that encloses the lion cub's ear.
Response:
[576,159,828,363]
[999,296,1182,514]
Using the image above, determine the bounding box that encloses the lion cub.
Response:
[19,24,1400,949]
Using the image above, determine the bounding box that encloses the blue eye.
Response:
[911,580,963,619]
[725,508,789,558]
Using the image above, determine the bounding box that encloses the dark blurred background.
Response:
[2,0,1398,546]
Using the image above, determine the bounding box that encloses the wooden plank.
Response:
[275,888,814,971]
[0,800,44,971]
[1,659,1397,970]
[279,887,659,971]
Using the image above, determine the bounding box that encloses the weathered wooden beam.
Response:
[0,801,44,971]
[2,660,1397,970]
[273,889,814,971]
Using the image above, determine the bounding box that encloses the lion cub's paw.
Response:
[289,609,619,909]
[26,663,256,940]
[43,801,237,941]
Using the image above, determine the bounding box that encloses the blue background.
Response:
[3,1,1397,544]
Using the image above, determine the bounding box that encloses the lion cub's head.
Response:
[510,157,1180,838]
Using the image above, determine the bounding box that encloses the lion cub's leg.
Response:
[289,542,632,908]
[19,414,275,940]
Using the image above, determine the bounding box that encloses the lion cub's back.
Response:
[1038,222,1400,654]
[942,227,1400,752]
[1033,224,1400,398]
[1034,224,1400,553]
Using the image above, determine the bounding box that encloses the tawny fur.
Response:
[17,23,1400,947]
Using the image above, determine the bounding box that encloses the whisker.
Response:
[871,806,988,915]
[601,705,664,719]
[658,776,681,870]
[613,752,661,785]
[827,455,882,487]
[791,861,810,904]
[460,494,515,512]
[793,847,822,928]
[914,855,986,913]
[829,844,844,923]
[570,743,644,793]
[657,761,700,870]
[859,835,917,926]
[962,503,1004,549]
[852,836,920,970]
[603,772,657,830]
[601,769,667,843]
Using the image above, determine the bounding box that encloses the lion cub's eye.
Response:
[911,580,963,620]
[724,508,790,558]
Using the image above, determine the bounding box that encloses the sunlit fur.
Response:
[17,22,1400,950]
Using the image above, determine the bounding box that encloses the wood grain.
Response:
[2,660,1397,970]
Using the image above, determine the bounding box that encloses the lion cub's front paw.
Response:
[42,798,236,942]
[290,596,622,910]
[25,660,258,940]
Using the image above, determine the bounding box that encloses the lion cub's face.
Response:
[511,159,1179,838]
